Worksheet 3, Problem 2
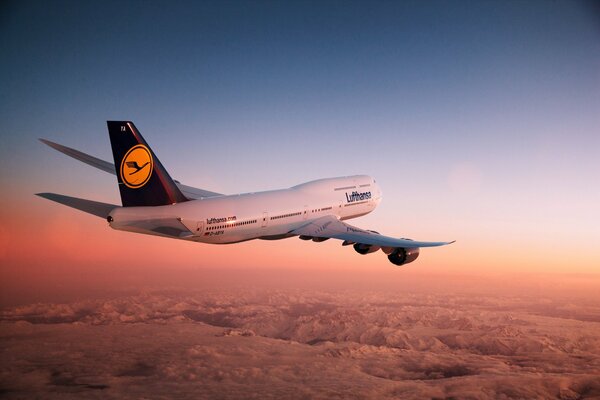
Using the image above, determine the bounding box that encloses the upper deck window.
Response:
[334,186,355,191]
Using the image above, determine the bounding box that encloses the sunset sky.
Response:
[0,1,599,305]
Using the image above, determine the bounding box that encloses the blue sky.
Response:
[1,0,599,274]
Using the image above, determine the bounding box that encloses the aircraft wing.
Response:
[39,138,223,199]
[291,215,454,248]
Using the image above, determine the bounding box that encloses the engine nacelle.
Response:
[353,243,381,255]
[387,247,420,266]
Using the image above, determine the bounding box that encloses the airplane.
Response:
[38,121,454,266]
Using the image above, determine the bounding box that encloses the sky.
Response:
[0,0,599,304]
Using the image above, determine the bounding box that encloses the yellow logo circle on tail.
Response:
[120,144,153,189]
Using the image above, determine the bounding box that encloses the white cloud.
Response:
[1,289,599,399]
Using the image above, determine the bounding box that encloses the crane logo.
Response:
[120,144,153,188]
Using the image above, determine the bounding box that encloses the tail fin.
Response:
[107,121,188,207]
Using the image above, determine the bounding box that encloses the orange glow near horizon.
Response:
[2,192,599,275]
[1,167,599,309]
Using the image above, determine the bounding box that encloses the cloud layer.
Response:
[1,288,599,399]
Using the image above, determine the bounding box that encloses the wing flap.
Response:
[291,215,454,248]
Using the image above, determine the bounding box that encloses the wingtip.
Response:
[39,138,58,148]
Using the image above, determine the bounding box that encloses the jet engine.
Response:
[353,243,380,255]
[387,247,420,266]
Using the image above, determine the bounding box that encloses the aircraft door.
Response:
[261,212,268,227]
[196,221,204,235]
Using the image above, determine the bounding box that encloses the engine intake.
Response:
[353,243,380,255]
[387,247,420,266]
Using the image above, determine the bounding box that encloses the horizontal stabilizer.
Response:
[39,138,223,199]
[110,217,194,239]
[36,193,118,219]
[39,139,116,175]
[173,181,223,199]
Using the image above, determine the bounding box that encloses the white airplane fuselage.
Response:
[109,175,382,244]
